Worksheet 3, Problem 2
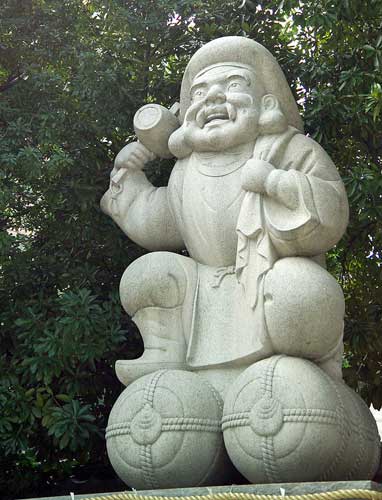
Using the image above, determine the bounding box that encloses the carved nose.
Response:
[206,85,226,104]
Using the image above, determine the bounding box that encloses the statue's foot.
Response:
[116,358,188,386]
[116,334,188,386]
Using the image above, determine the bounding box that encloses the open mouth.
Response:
[204,111,230,126]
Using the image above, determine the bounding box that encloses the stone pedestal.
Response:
[21,481,382,500]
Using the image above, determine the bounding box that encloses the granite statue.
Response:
[102,37,380,488]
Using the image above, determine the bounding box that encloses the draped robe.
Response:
[101,127,349,368]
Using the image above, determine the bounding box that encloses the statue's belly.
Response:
[181,166,244,266]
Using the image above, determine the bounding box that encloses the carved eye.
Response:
[228,81,244,91]
[192,88,205,100]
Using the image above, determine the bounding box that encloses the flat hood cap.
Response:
[179,36,303,132]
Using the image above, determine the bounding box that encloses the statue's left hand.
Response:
[241,159,275,193]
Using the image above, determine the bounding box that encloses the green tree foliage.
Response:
[0,0,381,496]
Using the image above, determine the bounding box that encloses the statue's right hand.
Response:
[114,141,155,172]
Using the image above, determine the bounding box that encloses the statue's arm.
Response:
[242,134,349,255]
[100,142,184,252]
[265,135,349,255]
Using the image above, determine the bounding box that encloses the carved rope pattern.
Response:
[283,408,338,424]
[360,425,377,441]
[140,444,158,489]
[320,416,346,480]
[345,393,375,480]
[105,422,131,439]
[262,435,279,483]
[346,412,364,478]
[204,378,223,412]
[314,365,347,481]
[144,369,167,405]
[261,355,284,398]
[221,412,249,430]
[161,423,219,432]
[221,407,340,431]
[106,417,221,439]
[107,406,341,437]
[162,417,221,432]
[140,371,168,488]
[282,415,337,424]
[347,433,365,480]
[257,356,284,482]
[347,412,377,442]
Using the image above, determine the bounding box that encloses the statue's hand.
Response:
[110,142,155,192]
[114,141,155,173]
[241,159,275,193]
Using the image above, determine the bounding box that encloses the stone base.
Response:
[133,481,382,498]
[23,481,382,500]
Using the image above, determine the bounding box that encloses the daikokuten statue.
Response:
[102,37,380,488]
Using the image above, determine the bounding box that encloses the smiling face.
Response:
[182,64,262,152]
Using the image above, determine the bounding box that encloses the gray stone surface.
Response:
[100,36,379,488]
[106,370,234,489]
[101,36,349,391]
[138,480,382,497]
[223,356,380,483]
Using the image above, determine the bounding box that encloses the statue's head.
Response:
[169,37,303,158]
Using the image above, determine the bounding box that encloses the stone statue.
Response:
[102,37,380,488]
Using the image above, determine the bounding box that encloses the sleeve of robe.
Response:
[100,165,185,252]
[263,133,349,257]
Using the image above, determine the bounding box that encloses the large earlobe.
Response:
[258,93,288,135]
[168,126,193,159]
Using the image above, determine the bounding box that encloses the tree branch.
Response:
[0,72,26,93]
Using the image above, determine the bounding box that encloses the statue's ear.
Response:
[168,126,192,159]
[259,94,288,135]
[261,94,279,113]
